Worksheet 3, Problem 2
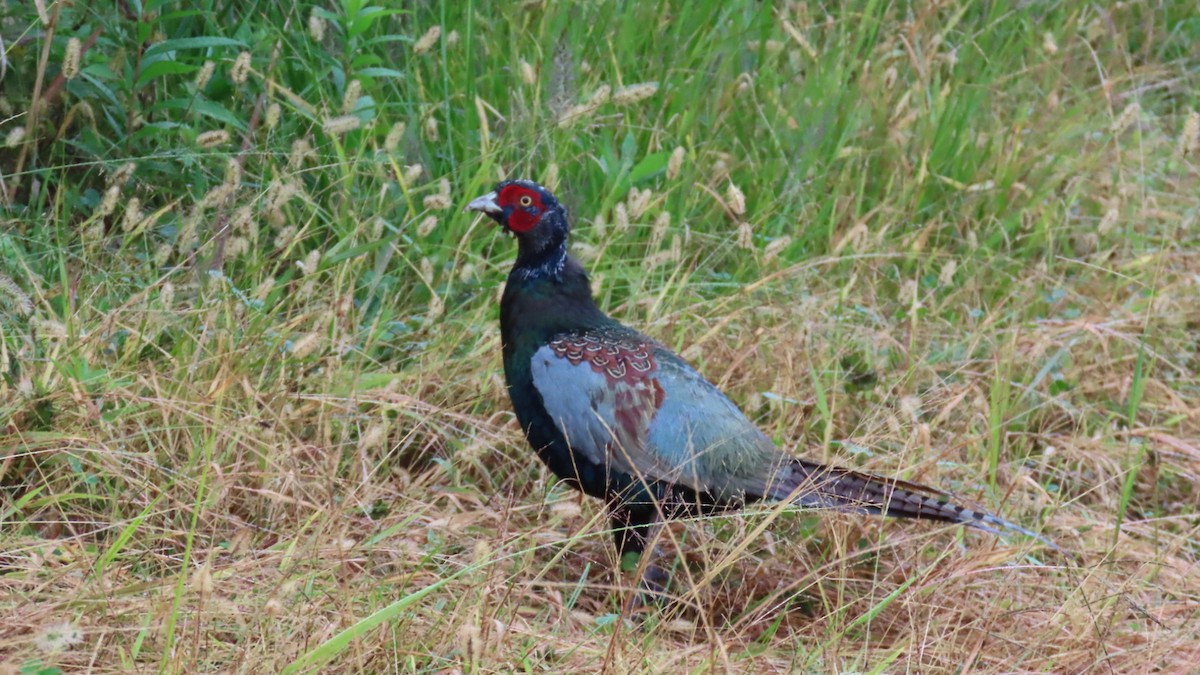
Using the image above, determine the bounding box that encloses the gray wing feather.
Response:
[530,344,790,500]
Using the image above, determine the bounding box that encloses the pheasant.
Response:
[466,179,1050,599]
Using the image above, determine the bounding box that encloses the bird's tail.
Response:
[776,458,1056,548]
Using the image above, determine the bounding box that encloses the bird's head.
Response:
[465,180,569,254]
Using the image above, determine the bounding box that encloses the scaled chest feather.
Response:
[546,333,666,410]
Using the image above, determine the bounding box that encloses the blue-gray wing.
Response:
[529,332,790,501]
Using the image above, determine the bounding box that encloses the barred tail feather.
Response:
[779,459,1058,550]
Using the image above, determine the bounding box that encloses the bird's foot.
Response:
[621,552,672,611]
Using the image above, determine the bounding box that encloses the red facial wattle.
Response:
[497,184,544,233]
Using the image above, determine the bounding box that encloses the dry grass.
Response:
[2,1,1200,673]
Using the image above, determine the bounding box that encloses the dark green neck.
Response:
[500,255,612,358]
[513,241,567,281]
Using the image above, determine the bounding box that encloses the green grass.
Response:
[2,0,1200,672]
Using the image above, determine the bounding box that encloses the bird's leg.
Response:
[609,502,671,605]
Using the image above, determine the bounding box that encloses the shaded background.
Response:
[1,1,1199,672]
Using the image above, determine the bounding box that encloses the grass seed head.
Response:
[520,59,537,86]
[555,104,592,127]
[266,180,299,212]
[1043,32,1059,55]
[611,81,659,105]
[265,102,281,130]
[226,236,249,259]
[299,249,322,275]
[588,83,612,107]
[288,137,312,169]
[5,126,26,147]
[736,221,754,249]
[34,621,82,654]
[196,129,230,148]
[0,274,32,315]
[274,225,298,249]
[224,158,241,190]
[426,293,444,320]
[726,182,747,216]
[96,184,120,217]
[253,278,275,301]
[1111,102,1140,135]
[153,242,173,265]
[764,234,792,262]
[939,259,958,285]
[883,65,898,89]
[33,317,68,339]
[359,423,387,451]
[323,114,362,136]
[195,60,215,89]
[308,9,326,41]
[108,162,137,186]
[651,211,671,248]
[614,202,630,232]
[384,121,406,152]
[627,187,653,219]
[63,38,82,80]
[122,197,143,232]
[417,215,438,237]
[231,51,252,85]
[710,157,730,183]
[457,621,483,664]
[201,183,234,208]
[424,193,452,210]
[413,25,442,55]
[159,282,174,307]
[342,80,362,114]
[192,562,214,599]
[458,262,477,281]
[667,146,685,179]
[176,208,199,251]
[290,332,321,359]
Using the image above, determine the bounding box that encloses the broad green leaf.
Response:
[363,35,414,48]
[151,98,247,131]
[144,36,247,59]
[348,7,396,39]
[620,131,637,169]
[136,60,198,88]
[355,67,405,79]
[629,151,669,183]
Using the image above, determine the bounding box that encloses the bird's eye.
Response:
[519,195,533,207]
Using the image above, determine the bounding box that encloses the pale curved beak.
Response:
[465,191,501,215]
